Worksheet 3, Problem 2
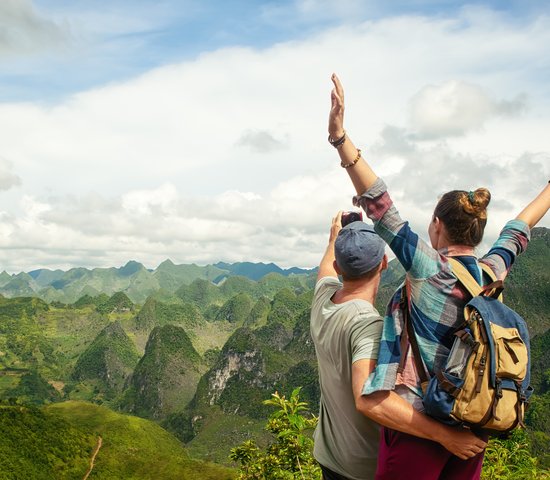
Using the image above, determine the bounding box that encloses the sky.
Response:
[0,0,549,273]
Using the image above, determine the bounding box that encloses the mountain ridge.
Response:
[0,260,317,304]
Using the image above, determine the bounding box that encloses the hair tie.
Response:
[468,191,474,203]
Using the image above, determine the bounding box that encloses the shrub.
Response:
[229,388,320,479]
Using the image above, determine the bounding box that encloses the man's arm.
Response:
[317,211,342,281]
[351,360,487,460]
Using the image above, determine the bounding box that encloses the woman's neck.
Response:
[438,244,476,257]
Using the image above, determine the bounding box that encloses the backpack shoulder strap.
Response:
[448,257,504,301]
[447,257,482,298]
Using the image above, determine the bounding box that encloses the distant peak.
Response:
[118,260,145,276]
[157,259,176,268]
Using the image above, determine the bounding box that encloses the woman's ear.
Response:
[333,260,341,275]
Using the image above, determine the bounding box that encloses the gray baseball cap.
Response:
[335,221,386,278]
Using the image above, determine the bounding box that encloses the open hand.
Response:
[329,73,345,140]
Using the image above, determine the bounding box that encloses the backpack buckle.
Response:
[495,379,503,398]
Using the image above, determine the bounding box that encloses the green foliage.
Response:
[505,228,550,337]
[525,392,550,468]
[229,388,320,480]
[72,294,99,309]
[121,324,203,419]
[274,362,320,414]
[267,289,309,330]
[4,370,61,405]
[215,293,254,324]
[0,404,94,479]
[220,276,258,298]
[245,296,271,328]
[481,429,549,479]
[0,296,49,322]
[71,321,140,398]
[257,273,313,299]
[526,391,550,436]
[135,296,203,330]
[96,291,134,314]
[176,279,222,310]
[530,329,550,394]
[43,401,235,480]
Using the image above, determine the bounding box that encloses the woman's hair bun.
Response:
[460,188,491,219]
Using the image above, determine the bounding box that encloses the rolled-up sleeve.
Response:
[481,219,530,280]
[353,178,441,280]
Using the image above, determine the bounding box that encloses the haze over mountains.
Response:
[0,260,315,304]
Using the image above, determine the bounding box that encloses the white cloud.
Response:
[0,158,21,191]
[237,130,287,153]
[1,8,550,272]
[409,81,527,139]
[0,0,69,56]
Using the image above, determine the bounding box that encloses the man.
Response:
[311,212,487,480]
[310,213,388,480]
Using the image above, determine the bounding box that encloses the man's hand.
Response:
[329,211,343,243]
[317,211,343,280]
[438,427,487,460]
[329,73,345,139]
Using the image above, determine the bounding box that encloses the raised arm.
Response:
[317,211,342,281]
[515,182,550,228]
[329,73,378,195]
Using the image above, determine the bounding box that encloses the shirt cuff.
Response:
[352,177,388,206]
[502,219,531,240]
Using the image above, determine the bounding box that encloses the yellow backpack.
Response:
[404,258,532,434]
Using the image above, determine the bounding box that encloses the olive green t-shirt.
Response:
[310,277,383,480]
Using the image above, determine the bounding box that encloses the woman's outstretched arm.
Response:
[329,73,377,195]
[515,182,550,228]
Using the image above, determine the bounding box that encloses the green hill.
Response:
[215,293,254,324]
[0,234,547,469]
[122,325,204,419]
[134,297,203,331]
[505,227,550,336]
[0,401,234,480]
[71,321,140,399]
[0,260,315,305]
[0,404,95,479]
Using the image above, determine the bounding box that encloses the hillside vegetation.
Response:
[0,234,548,474]
[0,401,234,479]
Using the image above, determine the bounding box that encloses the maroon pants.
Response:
[375,427,484,480]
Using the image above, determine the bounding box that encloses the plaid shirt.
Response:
[355,178,530,397]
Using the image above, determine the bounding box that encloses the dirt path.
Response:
[83,436,102,480]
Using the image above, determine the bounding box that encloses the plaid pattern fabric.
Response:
[354,178,530,396]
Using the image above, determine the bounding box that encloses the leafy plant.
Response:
[481,429,549,479]
[229,387,321,479]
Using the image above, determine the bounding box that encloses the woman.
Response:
[327,73,550,480]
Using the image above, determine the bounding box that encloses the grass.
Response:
[185,404,269,466]
[46,401,235,480]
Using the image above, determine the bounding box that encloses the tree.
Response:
[229,388,321,479]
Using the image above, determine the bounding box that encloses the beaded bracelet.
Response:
[341,149,361,168]
[328,130,346,148]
